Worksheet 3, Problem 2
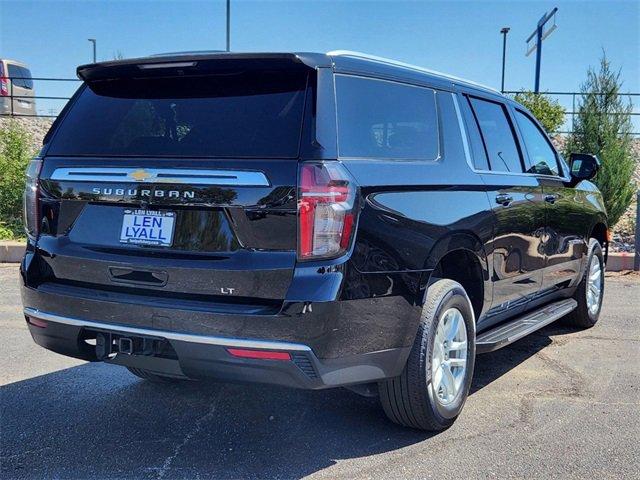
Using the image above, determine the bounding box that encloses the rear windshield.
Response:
[48,70,308,158]
[7,65,33,89]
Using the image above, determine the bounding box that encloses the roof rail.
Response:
[326,50,500,94]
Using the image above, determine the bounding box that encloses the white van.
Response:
[0,59,36,115]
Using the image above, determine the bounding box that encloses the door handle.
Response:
[544,194,558,204]
[495,194,513,206]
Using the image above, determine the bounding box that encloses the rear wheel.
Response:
[379,279,476,431]
[564,239,605,328]
[126,367,188,383]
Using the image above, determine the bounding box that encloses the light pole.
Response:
[88,38,97,63]
[226,0,230,52]
[500,27,510,93]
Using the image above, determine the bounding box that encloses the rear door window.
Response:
[336,75,439,160]
[468,97,523,173]
[48,70,308,158]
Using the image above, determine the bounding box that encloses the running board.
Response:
[476,298,577,354]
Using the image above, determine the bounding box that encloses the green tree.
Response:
[513,91,565,133]
[565,53,637,227]
[0,121,35,239]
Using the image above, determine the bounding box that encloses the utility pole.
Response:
[525,7,558,93]
[500,27,510,93]
[226,0,231,52]
[634,191,640,271]
[88,38,97,63]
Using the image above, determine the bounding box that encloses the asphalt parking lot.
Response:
[1,264,639,480]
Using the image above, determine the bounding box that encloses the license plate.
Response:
[120,210,175,246]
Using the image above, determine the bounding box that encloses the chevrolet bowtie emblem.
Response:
[129,169,153,182]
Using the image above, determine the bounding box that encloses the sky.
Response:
[1,0,639,119]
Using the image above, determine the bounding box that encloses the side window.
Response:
[458,94,489,170]
[335,75,439,160]
[468,97,523,173]
[514,109,560,176]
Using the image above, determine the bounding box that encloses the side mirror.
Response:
[569,153,600,182]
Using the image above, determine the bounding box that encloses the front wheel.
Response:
[379,279,476,431]
[563,239,605,328]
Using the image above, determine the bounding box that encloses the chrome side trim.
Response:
[50,168,270,186]
[24,308,311,352]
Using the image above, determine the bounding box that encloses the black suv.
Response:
[21,51,607,431]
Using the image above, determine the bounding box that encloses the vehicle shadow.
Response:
[1,328,558,480]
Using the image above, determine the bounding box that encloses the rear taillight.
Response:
[23,159,43,237]
[0,64,7,96]
[297,161,357,260]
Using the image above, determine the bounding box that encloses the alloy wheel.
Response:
[431,308,468,406]
[586,254,603,316]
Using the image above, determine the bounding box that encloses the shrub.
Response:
[0,121,35,239]
[513,91,565,133]
[564,53,637,228]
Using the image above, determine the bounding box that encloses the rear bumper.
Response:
[24,307,410,389]
[21,238,425,388]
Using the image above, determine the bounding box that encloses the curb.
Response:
[0,241,25,263]
[607,252,636,272]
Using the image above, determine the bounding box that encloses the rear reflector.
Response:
[27,316,47,328]
[226,348,291,361]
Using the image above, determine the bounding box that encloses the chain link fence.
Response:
[2,77,639,135]
[502,90,640,136]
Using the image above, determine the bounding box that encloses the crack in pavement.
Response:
[151,394,221,480]
[517,348,588,425]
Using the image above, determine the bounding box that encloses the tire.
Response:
[126,367,188,383]
[563,239,605,329]
[379,279,476,431]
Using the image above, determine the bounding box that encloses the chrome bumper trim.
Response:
[23,307,311,352]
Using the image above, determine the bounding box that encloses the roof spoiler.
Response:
[76,53,317,82]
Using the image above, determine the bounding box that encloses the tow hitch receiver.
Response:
[93,331,165,360]
[119,337,133,354]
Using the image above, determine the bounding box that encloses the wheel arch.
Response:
[421,232,490,322]
[589,219,609,262]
